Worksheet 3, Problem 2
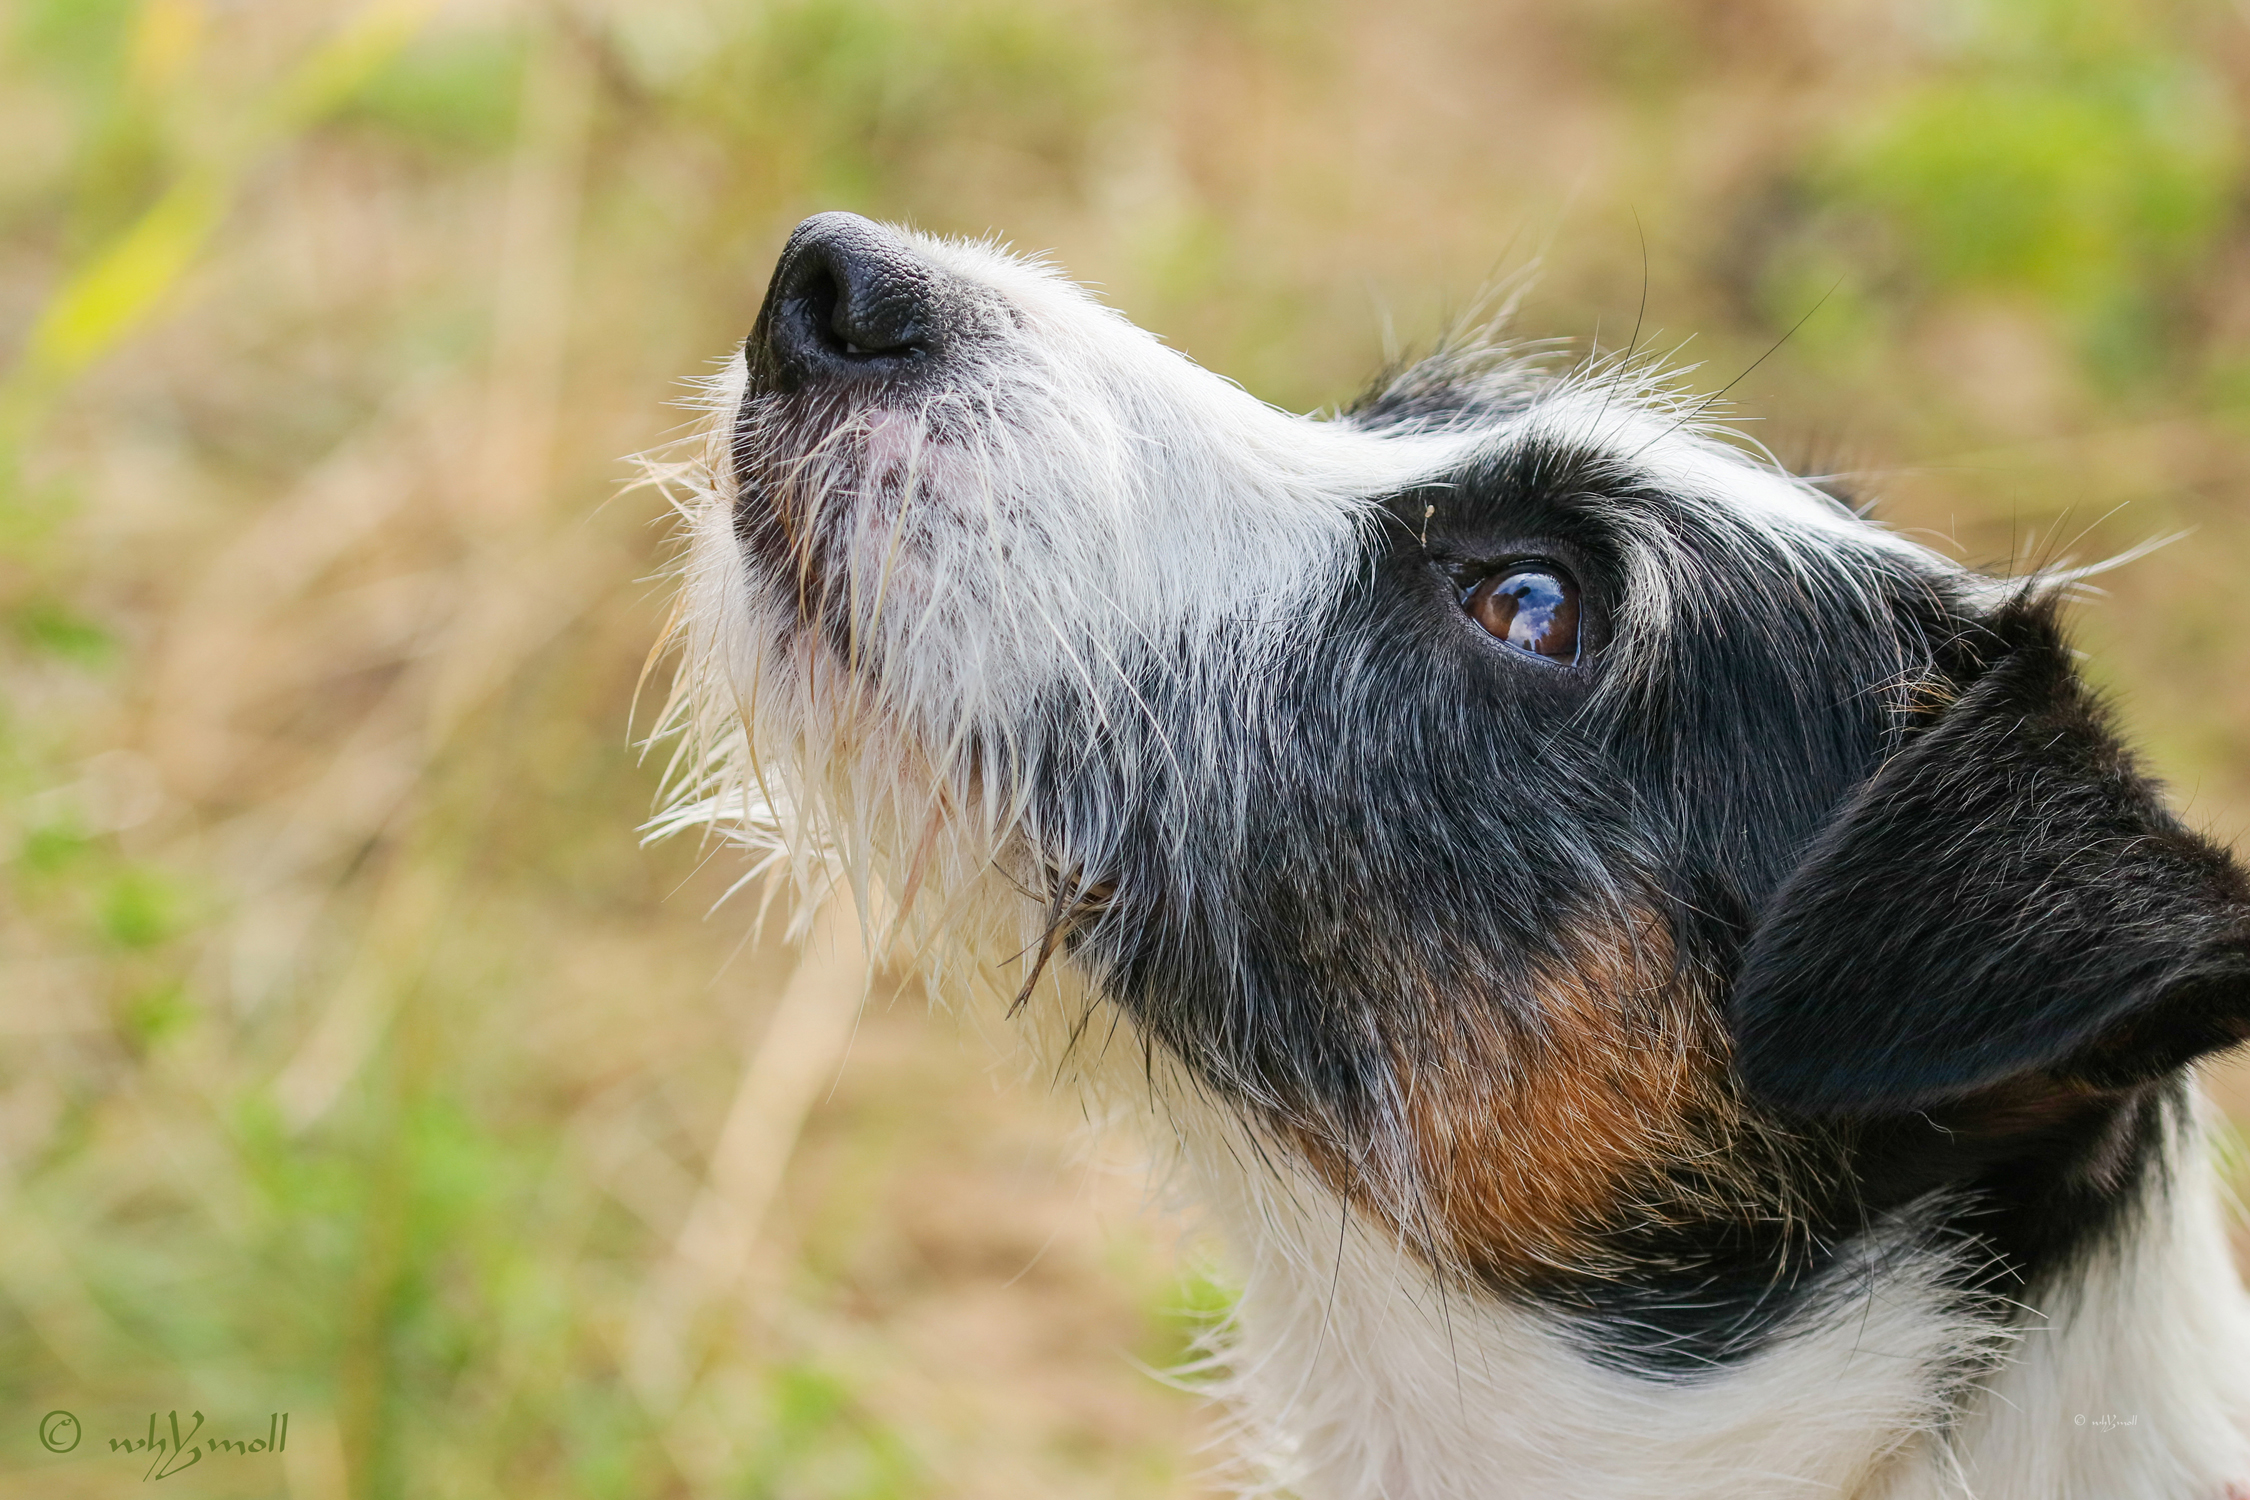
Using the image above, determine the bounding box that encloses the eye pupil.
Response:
[1465,567,1581,662]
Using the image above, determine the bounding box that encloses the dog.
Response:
[651,212,2250,1498]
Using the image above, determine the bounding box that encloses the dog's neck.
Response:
[1171,1092,2250,1500]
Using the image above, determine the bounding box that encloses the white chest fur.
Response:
[1166,1097,2250,1500]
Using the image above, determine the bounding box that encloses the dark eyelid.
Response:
[1452,554,1568,586]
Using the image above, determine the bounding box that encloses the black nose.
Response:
[757,212,948,387]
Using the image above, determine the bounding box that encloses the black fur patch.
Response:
[1042,441,2248,1373]
[1730,599,2250,1115]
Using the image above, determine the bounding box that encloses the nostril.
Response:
[793,266,844,353]
[824,260,927,360]
[822,271,919,359]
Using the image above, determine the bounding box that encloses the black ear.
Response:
[1728,599,2250,1118]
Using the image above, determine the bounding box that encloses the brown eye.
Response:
[1464,567,1582,662]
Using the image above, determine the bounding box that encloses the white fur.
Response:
[1873,1111,2250,1500]
[1173,1090,1971,1500]
[646,224,2250,1498]
[649,231,1473,953]
[1161,1085,2250,1500]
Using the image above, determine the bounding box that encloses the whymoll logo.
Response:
[38,1409,288,1481]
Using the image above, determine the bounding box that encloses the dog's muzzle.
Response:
[752,212,961,393]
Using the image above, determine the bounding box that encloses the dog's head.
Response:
[662,213,2250,1349]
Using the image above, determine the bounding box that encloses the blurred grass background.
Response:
[4,0,2250,1496]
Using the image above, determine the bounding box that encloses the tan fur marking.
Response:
[1291,918,1768,1283]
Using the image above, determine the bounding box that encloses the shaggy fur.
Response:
[646,212,2250,1498]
